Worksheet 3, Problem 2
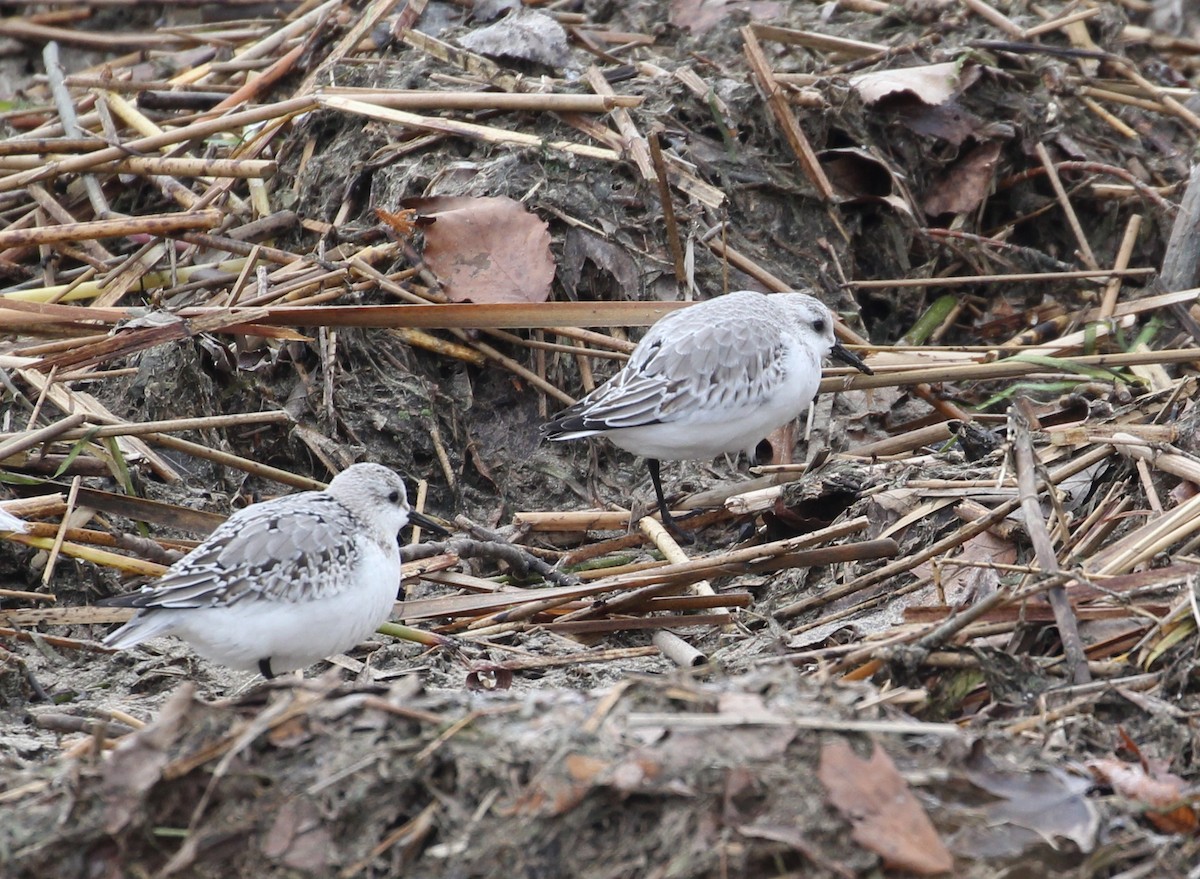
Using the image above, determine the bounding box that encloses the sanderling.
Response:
[102,462,446,678]
[542,290,872,531]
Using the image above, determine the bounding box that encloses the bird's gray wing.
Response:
[560,310,788,430]
[104,493,366,609]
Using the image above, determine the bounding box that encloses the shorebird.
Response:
[542,290,872,532]
[102,463,446,678]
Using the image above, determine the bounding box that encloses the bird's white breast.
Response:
[605,333,819,461]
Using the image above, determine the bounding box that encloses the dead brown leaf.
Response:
[465,662,514,691]
[669,0,784,36]
[959,745,1098,857]
[407,196,555,305]
[817,739,954,875]
[261,797,335,871]
[560,227,639,299]
[565,753,609,784]
[914,525,1015,604]
[1088,757,1198,834]
[923,142,1002,217]
[849,62,968,106]
[819,147,914,216]
[265,714,311,748]
[506,753,610,817]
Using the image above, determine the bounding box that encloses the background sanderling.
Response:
[542,290,872,532]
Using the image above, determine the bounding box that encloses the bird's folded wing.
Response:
[104,495,361,609]
[585,319,786,427]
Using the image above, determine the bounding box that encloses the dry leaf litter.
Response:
[2,0,1200,876]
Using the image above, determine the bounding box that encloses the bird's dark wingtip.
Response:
[540,411,586,440]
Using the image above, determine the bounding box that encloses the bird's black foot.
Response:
[659,510,697,545]
[258,658,275,680]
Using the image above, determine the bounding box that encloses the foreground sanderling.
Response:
[542,290,873,531]
[102,462,446,678]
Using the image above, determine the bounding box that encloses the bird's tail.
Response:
[103,612,174,650]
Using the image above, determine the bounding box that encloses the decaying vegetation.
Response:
[3,0,1200,875]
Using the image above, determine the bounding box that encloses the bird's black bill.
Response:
[830,341,873,375]
[409,510,450,538]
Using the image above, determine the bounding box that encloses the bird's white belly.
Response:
[166,547,400,673]
[606,348,820,461]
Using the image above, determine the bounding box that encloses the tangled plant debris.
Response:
[2,0,1200,875]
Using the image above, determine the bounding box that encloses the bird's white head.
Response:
[776,291,872,375]
[776,292,838,352]
[327,463,415,540]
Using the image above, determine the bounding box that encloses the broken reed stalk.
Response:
[11,534,167,576]
[1109,434,1200,483]
[471,593,755,617]
[777,444,1115,622]
[0,209,222,249]
[456,521,884,631]
[20,522,195,553]
[848,267,1154,288]
[559,539,897,626]
[653,631,708,667]
[0,411,293,443]
[640,516,714,597]
[584,65,654,181]
[0,96,316,193]
[0,156,276,177]
[512,508,729,532]
[0,412,85,460]
[41,474,80,586]
[1023,6,1101,38]
[750,22,887,57]
[646,129,687,286]
[0,257,247,304]
[1114,57,1200,132]
[742,25,834,200]
[817,347,1200,392]
[317,96,620,163]
[1034,141,1099,269]
[317,88,643,112]
[1088,488,1200,575]
[1011,409,1091,685]
[543,614,732,634]
[1099,213,1143,317]
[0,626,109,652]
[491,645,661,672]
[0,588,54,603]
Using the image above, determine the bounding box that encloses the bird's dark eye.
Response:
[388,490,401,504]
[812,318,827,334]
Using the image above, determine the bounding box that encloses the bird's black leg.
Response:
[647,459,692,542]
[258,658,275,679]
